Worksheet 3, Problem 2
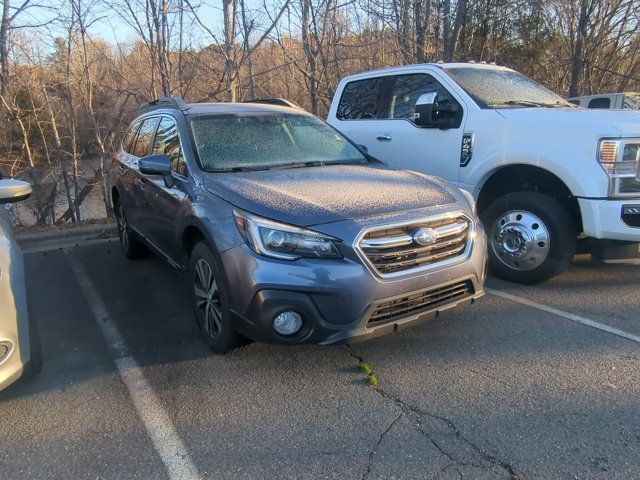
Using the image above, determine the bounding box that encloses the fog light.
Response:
[0,341,12,363]
[273,311,302,335]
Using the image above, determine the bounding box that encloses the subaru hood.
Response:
[202,164,458,227]
[496,107,640,137]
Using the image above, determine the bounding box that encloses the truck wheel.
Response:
[482,192,576,284]
[115,201,147,259]
[189,242,244,354]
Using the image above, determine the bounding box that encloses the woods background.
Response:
[1,0,639,226]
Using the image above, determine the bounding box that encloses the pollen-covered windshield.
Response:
[445,67,575,109]
[189,112,366,171]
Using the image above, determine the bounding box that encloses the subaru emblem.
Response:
[413,228,438,246]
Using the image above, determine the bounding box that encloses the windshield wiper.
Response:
[491,100,568,108]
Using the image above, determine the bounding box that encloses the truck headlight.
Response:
[598,138,640,196]
[234,210,342,260]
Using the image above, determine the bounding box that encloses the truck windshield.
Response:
[189,112,366,172]
[444,67,575,109]
[623,94,640,110]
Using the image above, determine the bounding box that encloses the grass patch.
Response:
[360,363,373,375]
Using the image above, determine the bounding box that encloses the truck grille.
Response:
[368,280,474,327]
[357,214,472,276]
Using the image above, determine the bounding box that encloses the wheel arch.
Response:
[477,164,583,233]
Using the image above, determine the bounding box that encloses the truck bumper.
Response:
[579,198,640,241]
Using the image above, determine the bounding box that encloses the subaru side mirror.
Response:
[0,179,32,204]
[139,154,174,188]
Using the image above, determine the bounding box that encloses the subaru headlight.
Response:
[598,138,640,196]
[459,188,477,215]
[234,210,342,260]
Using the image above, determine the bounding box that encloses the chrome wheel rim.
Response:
[117,205,129,251]
[491,210,550,271]
[194,258,223,338]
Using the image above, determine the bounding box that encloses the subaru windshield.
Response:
[189,112,367,172]
[444,67,576,109]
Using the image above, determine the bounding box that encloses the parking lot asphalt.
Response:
[1,239,639,480]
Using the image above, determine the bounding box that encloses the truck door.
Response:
[333,73,465,184]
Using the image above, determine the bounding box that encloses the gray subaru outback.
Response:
[112,97,486,353]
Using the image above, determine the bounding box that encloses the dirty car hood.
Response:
[203,164,457,227]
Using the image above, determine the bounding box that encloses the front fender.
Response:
[463,143,608,198]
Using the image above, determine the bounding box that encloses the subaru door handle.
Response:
[376,134,392,142]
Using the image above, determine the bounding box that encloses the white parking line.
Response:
[65,250,202,480]
[486,287,640,344]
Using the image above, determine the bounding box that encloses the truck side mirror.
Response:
[414,93,437,128]
[414,92,461,130]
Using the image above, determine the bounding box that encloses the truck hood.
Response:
[203,164,458,227]
[497,108,640,137]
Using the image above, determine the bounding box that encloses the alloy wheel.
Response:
[117,204,130,251]
[491,210,551,271]
[193,258,223,338]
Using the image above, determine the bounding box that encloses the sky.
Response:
[13,0,228,49]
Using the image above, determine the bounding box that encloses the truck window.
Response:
[588,97,611,109]
[336,77,389,120]
[381,73,460,122]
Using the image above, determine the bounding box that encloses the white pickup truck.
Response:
[327,63,640,284]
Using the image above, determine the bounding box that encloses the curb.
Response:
[17,222,118,250]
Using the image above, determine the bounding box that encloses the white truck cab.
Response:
[568,92,640,110]
[327,63,640,283]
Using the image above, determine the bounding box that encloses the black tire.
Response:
[115,200,147,259]
[189,242,243,354]
[481,191,576,284]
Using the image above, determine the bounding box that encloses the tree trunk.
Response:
[223,0,237,101]
[569,0,589,97]
[0,0,9,96]
[300,0,317,114]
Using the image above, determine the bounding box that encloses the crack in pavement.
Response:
[346,345,520,480]
[362,412,403,480]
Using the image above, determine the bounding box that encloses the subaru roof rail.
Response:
[139,97,189,114]
[244,98,304,110]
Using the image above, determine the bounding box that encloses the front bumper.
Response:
[579,198,640,241]
[222,222,487,345]
[0,243,30,392]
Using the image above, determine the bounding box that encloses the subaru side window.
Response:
[123,121,141,154]
[382,74,461,123]
[131,117,160,158]
[336,77,389,120]
[152,116,188,177]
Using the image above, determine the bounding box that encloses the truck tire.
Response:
[481,192,576,284]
